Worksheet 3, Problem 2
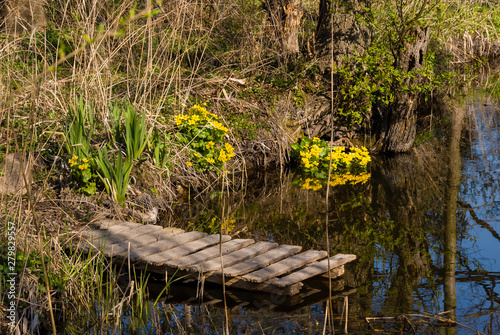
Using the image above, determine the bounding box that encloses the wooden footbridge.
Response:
[76,219,356,296]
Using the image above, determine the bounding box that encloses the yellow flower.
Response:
[219,150,227,162]
[207,157,215,164]
[222,218,236,233]
[175,114,188,126]
[310,144,322,157]
[206,141,215,149]
[78,164,88,170]
[211,121,228,133]
[68,155,79,166]
[82,158,89,163]
[186,161,192,167]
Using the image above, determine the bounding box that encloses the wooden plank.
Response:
[167,239,255,269]
[218,245,302,277]
[162,227,185,236]
[242,249,328,283]
[188,241,279,273]
[81,220,143,241]
[104,227,186,256]
[145,234,231,266]
[81,229,111,241]
[267,254,356,288]
[105,221,143,231]
[97,219,138,229]
[94,225,164,253]
[79,223,147,251]
[128,231,207,262]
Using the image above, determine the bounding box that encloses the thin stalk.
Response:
[323,15,336,335]
[220,162,230,335]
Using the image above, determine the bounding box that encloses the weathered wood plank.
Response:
[81,221,142,240]
[188,241,278,273]
[145,234,231,266]
[85,224,157,248]
[81,229,111,241]
[93,225,164,253]
[104,221,143,231]
[267,254,356,288]
[162,227,186,236]
[168,239,255,269]
[80,223,148,252]
[104,228,186,256]
[129,231,207,262]
[97,219,140,230]
[242,249,328,283]
[218,245,302,277]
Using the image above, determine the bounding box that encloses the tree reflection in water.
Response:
[168,93,499,334]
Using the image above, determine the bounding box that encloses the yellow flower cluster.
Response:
[210,120,228,133]
[69,156,90,170]
[325,146,371,168]
[208,217,236,233]
[218,142,235,163]
[175,104,227,131]
[68,155,79,167]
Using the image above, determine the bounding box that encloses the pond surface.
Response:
[134,92,500,334]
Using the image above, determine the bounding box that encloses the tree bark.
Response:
[0,0,46,35]
[316,0,371,72]
[264,0,303,56]
[375,26,431,153]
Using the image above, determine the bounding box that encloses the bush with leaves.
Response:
[176,104,235,172]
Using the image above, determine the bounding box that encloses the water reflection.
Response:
[443,103,465,333]
[159,93,499,334]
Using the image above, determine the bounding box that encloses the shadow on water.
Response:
[113,90,499,334]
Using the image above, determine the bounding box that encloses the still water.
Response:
[136,93,499,334]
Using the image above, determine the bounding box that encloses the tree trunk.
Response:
[264,0,303,56]
[376,26,431,153]
[315,0,371,72]
[0,0,46,35]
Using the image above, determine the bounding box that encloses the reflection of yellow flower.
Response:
[301,178,322,191]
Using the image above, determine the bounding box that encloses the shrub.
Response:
[176,104,235,172]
